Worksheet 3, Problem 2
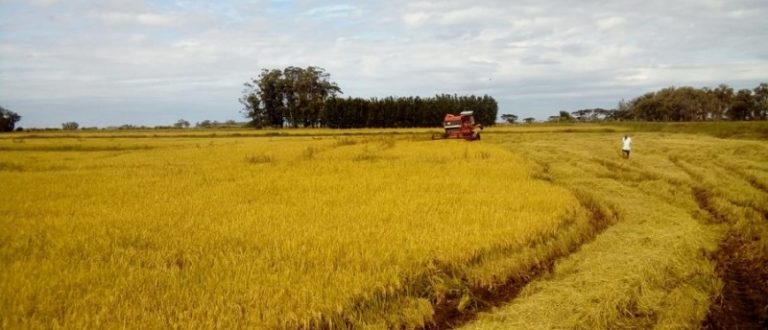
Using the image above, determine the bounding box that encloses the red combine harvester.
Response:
[432,111,483,141]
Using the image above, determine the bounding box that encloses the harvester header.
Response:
[432,111,483,141]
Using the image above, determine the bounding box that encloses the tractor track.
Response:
[424,183,619,329]
[696,188,768,329]
[702,233,768,330]
[669,159,768,329]
[425,259,552,330]
[291,189,618,330]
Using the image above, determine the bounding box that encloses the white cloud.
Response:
[90,10,180,26]
[27,0,59,5]
[136,13,178,26]
[403,12,430,27]
[302,4,361,20]
[1,0,767,126]
[403,2,508,28]
[596,16,625,30]
[440,6,503,25]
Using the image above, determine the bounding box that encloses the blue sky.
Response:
[1,0,767,127]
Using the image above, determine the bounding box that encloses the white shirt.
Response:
[622,137,632,150]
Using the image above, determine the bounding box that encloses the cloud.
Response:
[90,10,181,26]
[27,0,59,5]
[403,2,507,28]
[302,4,361,20]
[1,0,767,127]
[596,16,625,30]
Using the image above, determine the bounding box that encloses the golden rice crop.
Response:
[5,127,764,329]
[0,134,583,329]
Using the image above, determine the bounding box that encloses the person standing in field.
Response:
[622,134,632,158]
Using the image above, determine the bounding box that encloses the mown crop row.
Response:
[462,131,768,329]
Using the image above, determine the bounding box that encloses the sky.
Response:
[1,0,767,128]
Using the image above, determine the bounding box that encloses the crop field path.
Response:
[1,127,767,329]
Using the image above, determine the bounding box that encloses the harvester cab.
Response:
[432,111,483,141]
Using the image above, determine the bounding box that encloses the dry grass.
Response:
[463,132,768,329]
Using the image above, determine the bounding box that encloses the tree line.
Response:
[1,105,21,132]
[7,69,763,133]
[240,66,498,128]
[323,94,498,128]
[619,83,768,121]
[550,82,768,122]
[240,66,342,128]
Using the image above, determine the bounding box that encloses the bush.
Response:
[62,122,79,130]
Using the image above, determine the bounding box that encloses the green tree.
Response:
[558,111,574,122]
[322,94,499,128]
[62,122,79,130]
[610,100,632,121]
[241,66,341,128]
[196,120,213,128]
[174,119,190,128]
[659,87,716,121]
[500,113,518,123]
[0,105,21,132]
[571,109,592,121]
[523,117,536,124]
[241,69,284,128]
[728,89,755,120]
[710,84,734,120]
[281,66,301,126]
[753,82,768,120]
[262,69,286,127]
[632,91,665,121]
[626,87,716,121]
[286,66,342,127]
[617,83,768,122]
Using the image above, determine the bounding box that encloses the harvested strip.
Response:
[462,174,721,329]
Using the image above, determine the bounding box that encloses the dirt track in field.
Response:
[702,234,768,330]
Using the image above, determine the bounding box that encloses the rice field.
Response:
[463,128,768,329]
[1,125,766,329]
[0,133,592,328]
